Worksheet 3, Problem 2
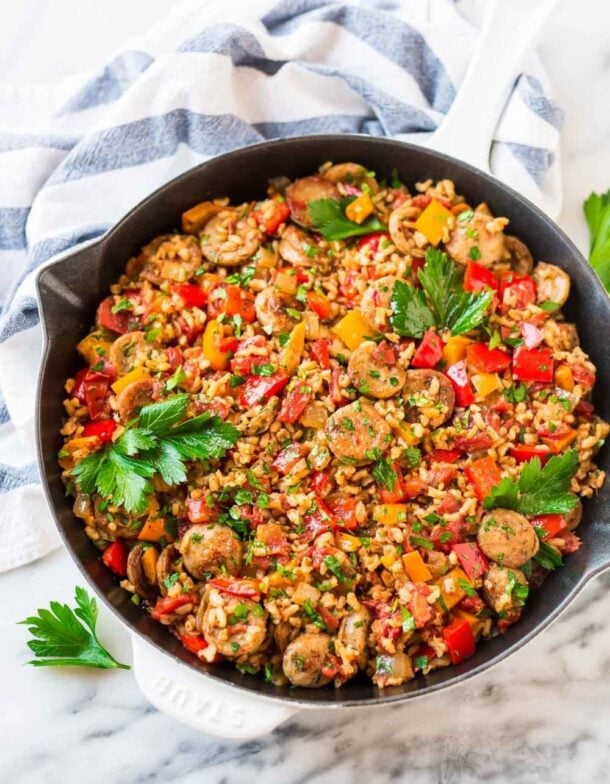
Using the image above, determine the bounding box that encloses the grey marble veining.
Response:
[2,1,610,782]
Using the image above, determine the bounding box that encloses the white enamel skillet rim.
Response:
[35,133,610,740]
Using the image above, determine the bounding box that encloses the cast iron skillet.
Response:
[36,135,610,710]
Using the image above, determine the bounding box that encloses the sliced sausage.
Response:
[338,608,370,670]
[374,652,414,687]
[199,589,267,657]
[108,331,149,375]
[254,287,302,335]
[323,162,379,194]
[505,235,534,274]
[478,509,539,568]
[201,209,262,267]
[483,564,528,614]
[389,203,417,254]
[542,321,579,352]
[285,176,339,228]
[445,210,505,267]
[278,225,318,267]
[565,501,583,531]
[137,234,203,283]
[156,545,181,596]
[325,400,391,461]
[116,377,158,422]
[360,275,399,333]
[282,632,334,687]
[402,370,455,428]
[533,261,570,306]
[179,524,243,578]
[126,543,158,601]
[348,341,406,398]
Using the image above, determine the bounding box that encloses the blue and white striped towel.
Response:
[0,0,563,571]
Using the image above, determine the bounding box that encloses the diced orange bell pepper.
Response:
[181,200,223,234]
[141,546,159,582]
[402,550,432,582]
[77,332,112,366]
[336,532,361,553]
[415,199,453,246]
[464,455,502,502]
[471,372,502,399]
[345,192,374,224]
[203,319,230,371]
[392,421,420,446]
[111,366,149,394]
[332,309,378,351]
[540,427,578,453]
[442,336,473,366]
[437,567,471,610]
[373,504,408,526]
[275,270,298,294]
[554,364,574,392]
[138,517,167,542]
[280,321,306,373]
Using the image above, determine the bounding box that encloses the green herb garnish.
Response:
[308,198,386,241]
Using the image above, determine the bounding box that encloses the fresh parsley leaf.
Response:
[483,450,579,516]
[584,189,610,290]
[534,541,563,570]
[308,198,386,241]
[19,587,130,669]
[226,265,255,288]
[323,555,352,585]
[372,457,398,492]
[302,599,327,630]
[404,447,422,468]
[138,394,189,435]
[539,300,561,312]
[164,365,187,392]
[111,298,133,314]
[390,279,435,338]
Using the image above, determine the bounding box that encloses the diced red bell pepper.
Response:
[180,633,209,655]
[278,384,312,424]
[499,272,537,311]
[102,541,128,577]
[464,261,499,294]
[426,448,462,464]
[531,513,565,540]
[442,618,476,664]
[466,342,511,374]
[319,606,340,632]
[82,419,117,444]
[74,369,114,420]
[464,455,502,502]
[218,336,240,353]
[272,442,305,474]
[427,466,458,488]
[512,345,554,383]
[310,471,331,496]
[310,338,331,369]
[571,364,596,389]
[412,329,443,369]
[150,593,199,620]
[304,499,336,538]
[174,283,207,309]
[223,285,256,322]
[357,231,389,253]
[452,542,489,581]
[327,495,359,530]
[509,445,551,464]
[97,297,134,334]
[378,461,406,503]
[403,476,429,499]
[445,361,475,407]
[207,577,260,599]
[239,373,289,407]
[187,497,215,524]
[230,356,255,375]
[253,199,290,234]
[453,433,493,453]
[165,346,183,371]
[307,290,331,320]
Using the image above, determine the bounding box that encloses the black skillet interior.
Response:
[36,135,610,707]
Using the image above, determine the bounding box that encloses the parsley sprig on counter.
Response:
[483,450,579,516]
[584,189,610,290]
[20,587,129,670]
[390,247,493,338]
[71,394,239,514]
[308,198,386,241]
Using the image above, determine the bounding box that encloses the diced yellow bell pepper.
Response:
[141,545,159,582]
[392,421,421,446]
[414,199,453,245]
[402,550,432,582]
[345,192,374,224]
[181,200,223,234]
[77,332,112,366]
[202,319,230,371]
[280,321,306,373]
[373,504,408,526]
[437,567,471,610]
[442,336,473,366]
[111,366,149,394]
[336,532,361,553]
[332,309,378,351]
[380,552,397,570]
[471,372,501,399]
[554,364,574,392]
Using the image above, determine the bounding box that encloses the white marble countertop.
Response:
[1,1,610,782]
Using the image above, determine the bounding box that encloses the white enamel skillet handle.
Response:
[130,0,562,741]
[428,0,560,172]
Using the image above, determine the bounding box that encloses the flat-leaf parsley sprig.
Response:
[390,247,493,338]
[20,586,130,670]
[71,394,240,514]
[308,198,386,241]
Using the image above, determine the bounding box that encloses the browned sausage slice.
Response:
[116,377,158,422]
[283,632,334,687]
[201,209,262,267]
[445,210,505,267]
[483,564,528,614]
[325,400,391,461]
[278,225,318,267]
[360,275,399,333]
[348,341,406,398]
[179,524,243,578]
[505,235,533,274]
[402,370,455,428]
[478,509,539,568]
[533,261,570,306]
[285,176,340,228]
[199,589,267,657]
[254,287,302,335]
